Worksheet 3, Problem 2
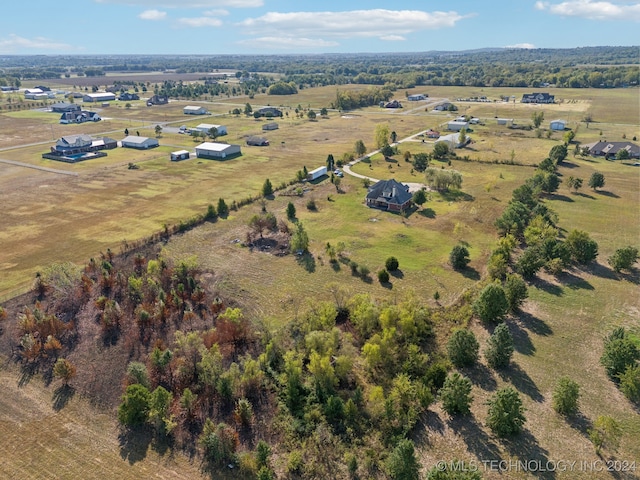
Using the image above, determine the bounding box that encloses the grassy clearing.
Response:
[0,362,206,480]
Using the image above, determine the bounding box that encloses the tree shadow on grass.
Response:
[52,384,75,411]
[587,262,640,285]
[518,311,553,337]
[574,192,595,199]
[565,411,594,441]
[380,281,393,290]
[560,271,595,291]
[548,193,574,202]
[389,269,404,279]
[296,252,316,273]
[440,190,475,202]
[448,414,503,463]
[532,277,564,297]
[18,363,37,387]
[119,427,153,465]
[329,259,340,272]
[499,363,544,403]
[461,267,481,281]
[596,190,620,198]
[464,363,498,392]
[509,321,536,356]
[419,207,436,218]
[501,429,555,480]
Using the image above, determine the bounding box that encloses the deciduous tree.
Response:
[608,246,638,272]
[588,171,605,190]
[552,377,580,415]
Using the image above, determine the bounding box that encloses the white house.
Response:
[121,136,159,149]
[183,106,208,115]
[83,92,116,103]
[195,142,241,159]
[550,119,567,131]
[194,123,227,136]
[447,120,469,131]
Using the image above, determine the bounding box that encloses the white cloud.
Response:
[505,43,536,49]
[96,0,261,7]
[0,34,76,53]
[237,36,339,49]
[380,35,406,41]
[203,9,229,16]
[535,0,640,21]
[239,9,468,39]
[139,9,167,20]
[177,17,223,27]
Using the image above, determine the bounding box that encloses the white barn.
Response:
[121,136,159,149]
[195,142,241,159]
[194,123,227,136]
[184,106,208,115]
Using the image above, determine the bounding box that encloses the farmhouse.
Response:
[246,136,269,146]
[147,95,168,106]
[60,110,101,124]
[121,136,159,149]
[433,102,457,111]
[262,122,279,131]
[425,129,440,138]
[384,100,403,108]
[51,135,116,155]
[195,142,241,159]
[583,141,640,159]
[447,120,469,131]
[437,132,471,149]
[118,92,140,101]
[256,107,283,117]
[407,94,428,101]
[549,119,567,131]
[183,105,208,115]
[51,102,81,113]
[365,179,412,213]
[521,92,554,104]
[170,150,190,161]
[194,124,227,136]
[83,92,116,102]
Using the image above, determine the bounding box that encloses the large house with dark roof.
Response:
[365,179,413,213]
[521,92,555,104]
[583,140,640,159]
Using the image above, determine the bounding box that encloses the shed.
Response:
[83,92,116,103]
[447,120,469,131]
[246,136,269,146]
[195,142,241,159]
[171,150,190,161]
[262,122,279,131]
[51,102,81,113]
[184,105,208,115]
[307,166,327,181]
[194,123,227,136]
[407,94,427,101]
[497,118,513,126]
[121,136,159,149]
[550,119,567,131]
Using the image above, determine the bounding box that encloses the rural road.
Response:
[0,158,78,176]
[342,128,437,192]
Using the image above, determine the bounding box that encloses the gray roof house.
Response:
[583,141,640,159]
[121,136,159,149]
[521,92,555,104]
[51,102,81,113]
[246,136,269,146]
[365,179,413,213]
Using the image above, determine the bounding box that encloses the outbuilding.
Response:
[51,102,81,113]
[194,123,227,136]
[447,120,469,131]
[550,119,567,131]
[171,150,190,161]
[307,166,327,181]
[262,122,279,131]
[246,136,269,146]
[407,94,427,101]
[184,105,208,115]
[83,92,116,103]
[195,142,241,159]
[121,136,159,149]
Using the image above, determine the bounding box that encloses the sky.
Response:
[0,0,639,55]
